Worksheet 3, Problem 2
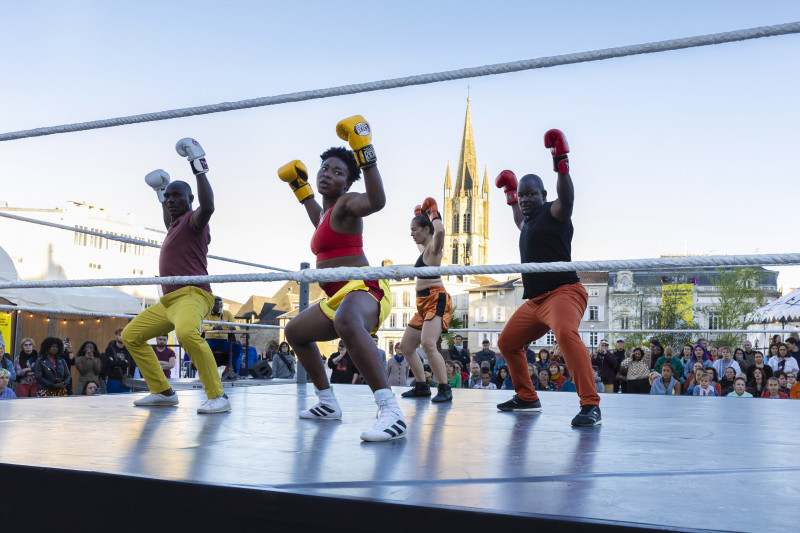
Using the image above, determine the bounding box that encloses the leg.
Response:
[334,291,388,392]
[284,304,339,391]
[421,316,446,384]
[122,302,173,394]
[399,326,424,382]
[497,299,550,402]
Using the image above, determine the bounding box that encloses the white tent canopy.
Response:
[746,288,800,324]
[0,246,141,314]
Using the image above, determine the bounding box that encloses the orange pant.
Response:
[498,282,600,406]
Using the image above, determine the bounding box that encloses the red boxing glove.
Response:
[544,129,570,174]
[414,205,422,216]
[421,197,440,220]
[495,170,518,205]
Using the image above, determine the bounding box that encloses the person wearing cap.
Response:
[386,343,411,387]
[594,339,619,393]
[474,340,496,374]
[611,339,626,393]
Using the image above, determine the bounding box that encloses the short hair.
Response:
[699,373,711,381]
[786,337,798,346]
[454,334,462,340]
[0,368,10,379]
[767,376,779,384]
[115,327,124,335]
[661,363,675,373]
[444,360,456,371]
[480,370,492,377]
[411,214,435,236]
[720,346,732,352]
[320,146,361,187]
[733,376,746,385]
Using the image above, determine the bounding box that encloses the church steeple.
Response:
[454,98,478,197]
[444,161,452,198]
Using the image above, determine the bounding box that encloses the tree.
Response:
[701,267,767,347]
[439,307,466,353]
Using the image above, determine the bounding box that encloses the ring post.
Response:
[296,262,310,384]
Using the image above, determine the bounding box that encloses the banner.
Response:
[0,312,12,350]
[661,284,694,327]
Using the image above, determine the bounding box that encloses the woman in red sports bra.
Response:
[276,116,406,443]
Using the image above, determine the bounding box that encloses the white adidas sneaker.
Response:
[360,392,407,442]
[197,393,231,414]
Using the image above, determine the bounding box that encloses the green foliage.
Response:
[439,307,466,351]
[700,267,767,347]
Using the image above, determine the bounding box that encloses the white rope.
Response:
[1,21,798,142]
[0,304,279,329]
[0,211,291,272]
[0,252,796,290]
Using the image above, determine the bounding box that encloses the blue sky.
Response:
[1,1,799,302]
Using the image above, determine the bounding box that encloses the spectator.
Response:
[102,328,135,394]
[0,368,15,399]
[649,338,665,370]
[611,338,627,393]
[473,370,496,390]
[273,341,296,379]
[474,340,496,373]
[654,345,684,378]
[692,373,717,396]
[677,344,694,380]
[328,342,359,385]
[62,337,76,371]
[386,343,410,387]
[524,344,537,366]
[649,363,681,395]
[453,360,468,386]
[371,334,387,366]
[774,371,790,395]
[708,346,719,362]
[551,343,564,365]
[444,360,462,389]
[493,365,512,390]
[769,343,799,375]
[785,338,800,368]
[535,349,552,371]
[733,348,749,373]
[0,341,16,383]
[423,364,437,387]
[465,362,481,389]
[684,364,707,395]
[688,344,713,370]
[746,351,772,382]
[546,361,567,391]
[149,336,177,379]
[786,371,797,391]
[82,380,100,396]
[727,376,752,398]
[15,338,38,397]
[447,335,471,372]
[741,340,757,368]
[595,340,618,393]
[202,296,240,366]
[713,347,742,380]
[621,347,651,394]
[747,367,769,398]
[592,366,603,393]
[236,334,259,375]
[74,341,102,396]
[537,369,557,391]
[789,376,800,399]
[766,343,780,365]
[527,363,538,386]
[761,377,788,399]
[705,367,722,395]
[560,366,576,392]
[719,366,737,396]
[493,353,507,378]
[698,337,709,349]
[34,337,71,396]
[770,334,783,346]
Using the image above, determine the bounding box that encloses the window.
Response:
[402,291,410,307]
[589,306,599,321]
[480,291,487,300]
[708,312,722,330]
[402,313,409,327]
[452,247,458,265]
[589,331,598,347]
[476,307,488,322]
[493,307,506,322]
[546,331,555,345]
[462,213,471,232]
[452,214,459,233]
[391,292,398,306]
[620,313,630,330]
[498,290,505,300]
[589,288,599,297]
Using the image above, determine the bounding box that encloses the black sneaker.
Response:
[431,383,453,403]
[571,404,602,427]
[401,381,431,398]
[496,394,542,412]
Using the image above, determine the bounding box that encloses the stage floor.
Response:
[1,384,797,532]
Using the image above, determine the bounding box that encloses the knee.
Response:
[175,325,202,346]
[420,338,438,354]
[333,313,362,339]
[120,325,138,347]
[498,335,513,354]
[284,321,302,347]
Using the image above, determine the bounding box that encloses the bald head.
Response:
[520,174,544,191]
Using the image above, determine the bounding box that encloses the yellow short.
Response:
[318,278,392,335]
[408,286,452,332]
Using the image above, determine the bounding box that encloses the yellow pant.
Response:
[122,286,223,399]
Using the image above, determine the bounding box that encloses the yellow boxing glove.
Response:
[278,160,314,203]
[335,115,377,168]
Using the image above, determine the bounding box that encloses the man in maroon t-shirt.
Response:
[122,138,230,414]
[152,335,177,378]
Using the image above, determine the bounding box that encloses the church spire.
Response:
[444,161,452,198]
[454,98,477,197]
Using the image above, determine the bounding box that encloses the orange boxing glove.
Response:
[414,205,422,216]
[421,197,440,221]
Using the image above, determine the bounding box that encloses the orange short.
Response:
[408,286,452,332]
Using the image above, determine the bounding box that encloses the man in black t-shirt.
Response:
[494,129,601,427]
[328,342,360,384]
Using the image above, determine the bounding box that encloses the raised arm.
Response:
[278,159,322,227]
[495,170,525,230]
[421,197,446,253]
[334,116,386,217]
[145,169,172,229]
[544,129,574,222]
[175,138,214,230]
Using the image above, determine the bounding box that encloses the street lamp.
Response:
[590,325,595,354]
[638,291,644,329]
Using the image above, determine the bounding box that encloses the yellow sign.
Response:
[661,284,694,327]
[0,313,12,350]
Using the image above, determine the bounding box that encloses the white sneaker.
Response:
[197,393,231,414]
[360,393,407,442]
[133,392,179,406]
[299,389,342,420]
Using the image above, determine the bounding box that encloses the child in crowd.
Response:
[650,363,681,395]
[727,376,752,398]
[705,367,722,395]
[774,371,790,395]
[693,373,718,396]
[537,369,557,391]
[473,370,497,390]
[761,377,788,398]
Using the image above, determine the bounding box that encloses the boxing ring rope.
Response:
[0,252,797,290]
[0,211,291,272]
[0,21,798,142]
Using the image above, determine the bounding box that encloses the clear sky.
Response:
[1,1,799,303]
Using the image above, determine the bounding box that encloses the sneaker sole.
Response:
[299,413,342,420]
[133,400,179,406]
[497,407,542,413]
[360,431,407,442]
[572,419,602,427]
[197,407,232,414]
[430,397,453,403]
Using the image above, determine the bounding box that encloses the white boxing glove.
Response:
[145,169,171,202]
[175,137,209,175]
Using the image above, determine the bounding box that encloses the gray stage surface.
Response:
[1,384,798,532]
